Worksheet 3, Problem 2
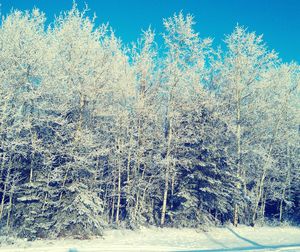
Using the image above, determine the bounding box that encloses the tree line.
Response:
[0,5,299,239]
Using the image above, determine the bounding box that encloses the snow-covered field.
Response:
[1,226,300,252]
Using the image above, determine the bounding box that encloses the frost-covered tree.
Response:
[0,4,299,240]
[123,28,163,227]
[255,63,300,223]
[211,26,279,226]
[0,9,49,237]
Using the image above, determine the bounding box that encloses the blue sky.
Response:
[0,0,299,63]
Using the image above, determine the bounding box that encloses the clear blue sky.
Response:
[1,0,299,63]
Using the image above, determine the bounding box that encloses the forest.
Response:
[0,4,299,240]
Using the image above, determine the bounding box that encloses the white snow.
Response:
[1,226,300,252]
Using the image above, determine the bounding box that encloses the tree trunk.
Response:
[161,118,173,226]
[170,171,175,210]
[233,204,239,227]
[161,171,169,226]
[115,162,122,224]
[111,179,116,223]
[261,191,266,222]
[6,184,14,228]
[29,157,34,183]
[29,129,37,183]
[0,152,7,181]
[126,131,133,212]
[234,87,241,227]
[0,156,12,221]
[252,120,279,224]
[279,145,291,222]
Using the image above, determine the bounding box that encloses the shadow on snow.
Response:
[178,227,300,252]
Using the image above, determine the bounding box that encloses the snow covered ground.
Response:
[1,226,300,252]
